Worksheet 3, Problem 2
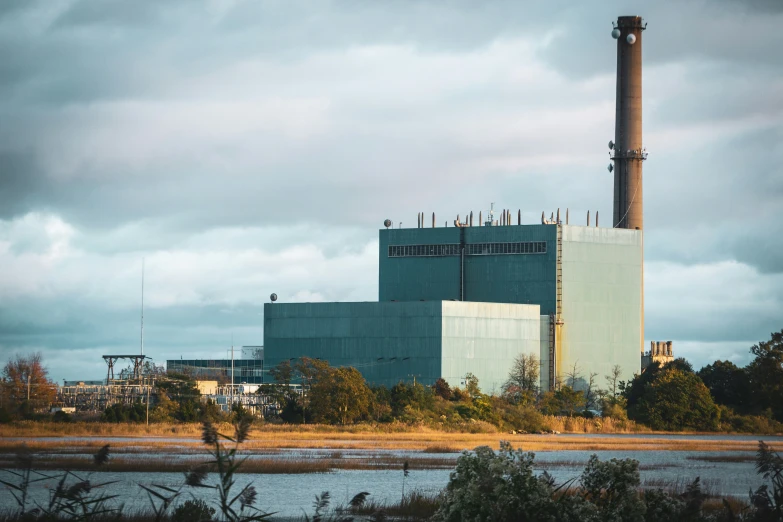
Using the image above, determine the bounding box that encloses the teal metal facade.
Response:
[379,225,557,312]
[264,301,540,391]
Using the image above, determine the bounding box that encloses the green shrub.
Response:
[172,499,215,522]
[52,410,72,423]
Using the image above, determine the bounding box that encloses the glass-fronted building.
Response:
[166,358,264,384]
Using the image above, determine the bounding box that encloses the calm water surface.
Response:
[1,434,780,520]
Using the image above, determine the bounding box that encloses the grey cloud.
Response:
[0,0,781,378]
[0,152,44,218]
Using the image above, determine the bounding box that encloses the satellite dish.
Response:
[626,33,636,45]
[607,163,614,173]
[383,219,392,229]
[608,140,614,150]
[270,293,278,302]
[611,28,621,39]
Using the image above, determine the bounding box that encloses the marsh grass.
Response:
[421,444,459,453]
[344,490,440,521]
[686,454,756,463]
[2,431,782,456]
[0,453,457,473]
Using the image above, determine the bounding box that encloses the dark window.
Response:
[388,241,546,257]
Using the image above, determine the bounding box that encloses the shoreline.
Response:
[1,422,781,454]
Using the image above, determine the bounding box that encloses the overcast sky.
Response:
[1,0,781,383]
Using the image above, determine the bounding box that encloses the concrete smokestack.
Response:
[612,16,646,230]
[612,15,646,357]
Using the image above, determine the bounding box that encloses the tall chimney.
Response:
[612,15,646,357]
[612,16,646,230]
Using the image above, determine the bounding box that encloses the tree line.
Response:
[1,329,782,433]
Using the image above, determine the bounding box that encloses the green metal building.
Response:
[264,301,540,391]
[264,220,642,392]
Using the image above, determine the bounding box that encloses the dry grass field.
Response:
[1,421,781,456]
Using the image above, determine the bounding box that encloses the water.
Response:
[1,435,780,519]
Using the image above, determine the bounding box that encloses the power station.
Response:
[264,16,656,392]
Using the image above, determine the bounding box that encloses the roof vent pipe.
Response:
[566,208,569,225]
[507,210,511,225]
[596,211,599,227]
[587,210,591,226]
[541,211,545,224]
[470,211,474,227]
[479,211,482,226]
[432,212,435,228]
[518,209,521,225]
[556,208,560,224]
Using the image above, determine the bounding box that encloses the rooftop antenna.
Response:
[140,258,145,357]
[485,203,495,226]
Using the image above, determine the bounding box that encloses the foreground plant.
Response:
[0,444,120,521]
[183,418,274,522]
[433,440,783,522]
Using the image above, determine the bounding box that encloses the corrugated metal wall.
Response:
[441,302,541,393]
[559,226,642,387]
[379,228,462,301]
[379,225,557,312]
[264,301,540,391]
[265,301,443,388]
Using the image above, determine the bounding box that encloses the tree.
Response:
[433,378,452,400]
[269,360,293,387]
[604,365,623,403]
[697,360,750,411]
[539,386,585,417]
[745,330,783,421]
[583,372,599,411]
[627,368,720,431]
[390,381,434,417]
[308,366,373,425]
[294,357,331,423]
[155,375,203,422]
[1,353,56,415]
[501,354,539,405]
[565,362,582,389]
[463,373,481,400]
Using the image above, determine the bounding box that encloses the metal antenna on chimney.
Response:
[140,258,145,357]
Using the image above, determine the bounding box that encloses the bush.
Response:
[433,441,745,522]
[627,368,720,431]
[102,402,147,423]
[172,499,215,522]
[52,410,72,423]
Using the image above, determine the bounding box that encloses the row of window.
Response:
[388,241,547,257]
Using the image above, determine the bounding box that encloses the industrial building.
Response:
[265,301,542,392]
[264,16,651,392]
[166,358,264,384]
